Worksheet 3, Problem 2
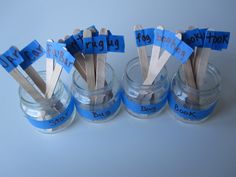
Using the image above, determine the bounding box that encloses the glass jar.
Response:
[122,57,169,119]
[72,63,122,122]
[168,64,221,123]
[19,71,76,133]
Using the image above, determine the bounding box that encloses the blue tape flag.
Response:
[26,97,75,129]
[65,35,82,55]
[107,34,125,52]
[46,41,75,73]
[20,40,45,70]
[0,46,24,72]
[135,28,154,47]
[71,31,83,53]
[203,30,230,50]
[154,29,193,63]
[122,92,167,114]
[182,28,205,48]
[168,92,217,120]
[83,35,108,54]
[75,91,121,121]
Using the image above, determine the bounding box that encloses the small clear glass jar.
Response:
[19,71,76,133]
[72,63,122,122]
[122,57,169,119]
[169,64,221,123]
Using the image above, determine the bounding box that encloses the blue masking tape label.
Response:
[182,28,205,48]
[0,46,24,72]
[122,93,167,114]
[65,35,82,55]
[72,31,83,53]
[83,35,108,54]
[20,40,45,70]
[26,98,75,129]
[75,91,121,121]
[135,28,154,47]
[46,41,75,73]
[168,92,217,121]
[203,31,230,50]
[107,34,125,52]
[154,29,193,63]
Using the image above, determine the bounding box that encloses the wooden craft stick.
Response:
[11,68,45,102]
[45,40,64,98]
[46,39,54,94]
[134,25,149,81]
[83,29,96,90]
[179,27,197,89]
[70,30,87,81]
[24,66,46,94]
[144,26,164,85]
[194,47,211,89]
[95,28,107,89]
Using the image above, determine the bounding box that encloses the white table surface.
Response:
[0,0,236,177]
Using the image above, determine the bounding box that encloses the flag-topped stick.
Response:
[134,25,149,81]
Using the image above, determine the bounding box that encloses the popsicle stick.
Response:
[95,28,107,89]
[194,47,211,89]
[144,26,164,85]
[24,66,46,94]
[134,25,149,81]
[45,40,64,98]
[179,27,197,89]
[83,29,96,90]
[46,39,54,94]
[11,68,45,102]
[45,63,62,98]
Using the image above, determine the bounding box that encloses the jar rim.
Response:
[125,57,168,90]
[19,70,64,107]
[176,63,221,95]
[72,63,115,95]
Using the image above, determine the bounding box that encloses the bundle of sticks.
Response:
[181,27,230,105]
[133,25,193,103]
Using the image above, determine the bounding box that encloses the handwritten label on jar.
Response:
[122,93,167,115]
[26,98,75,129]
[75,93,121,121]
[168,92,217,121]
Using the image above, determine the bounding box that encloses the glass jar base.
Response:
[126,103,167,119]
[168,106,212,124]
[33,106,77,134]
[78,104,122,123]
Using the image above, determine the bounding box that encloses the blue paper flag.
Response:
[154,29,193,63]
[107,34,125,52]
[135,28,154,47]
[182,28,204,48]
[83,35,108,54]
[0,46,24,72]
[65,35,82,55]
[20,40,45,70]
[46,41,75,73]
[203,30,230,50]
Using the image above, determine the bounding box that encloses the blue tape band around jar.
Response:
[168,92,217,121]
[122,92,167,114]
[26,98,75,129]
[75,90,122,121]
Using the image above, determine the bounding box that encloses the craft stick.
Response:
[70,30,87,81]
[179,27,197,89]
[95,28,107,89]
[46,39,54,94]
[134,25,149,81]
[83,29,96,90]
[45,40,64,98]
[144,26,164,85]
[24,66,46,94]
[194,47,211,89]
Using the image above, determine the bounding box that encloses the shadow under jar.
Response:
[122,57,169,119]
[72,63,122,123]
[168,63,221,123]
[19,71,76,134]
